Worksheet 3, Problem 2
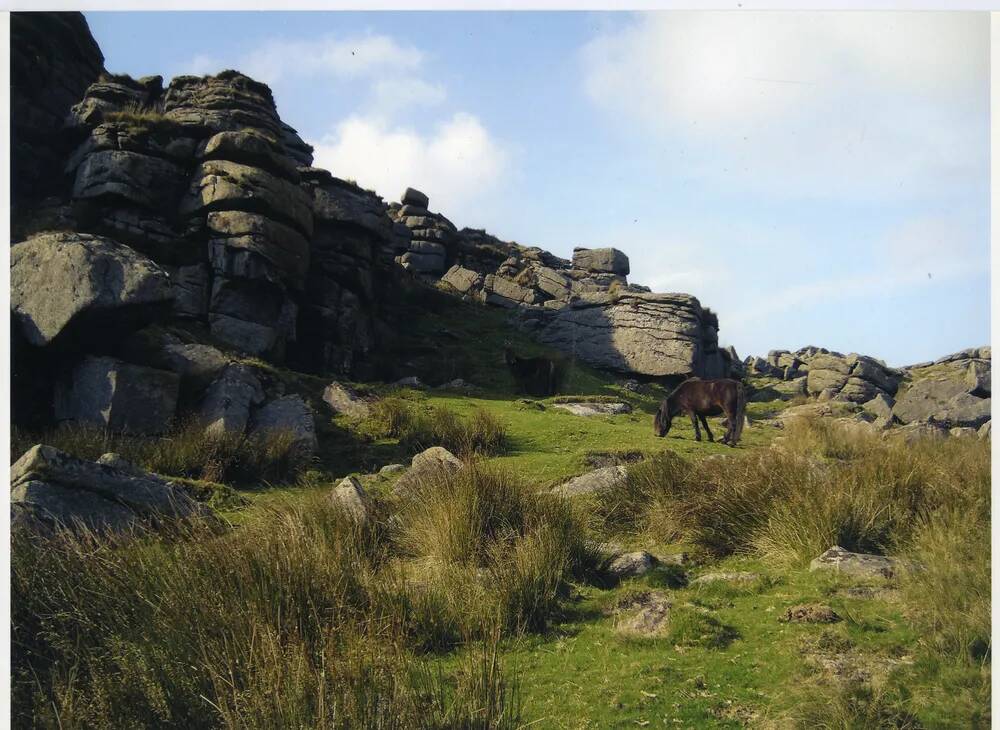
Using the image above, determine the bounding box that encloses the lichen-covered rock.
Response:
[10,444,206,534]
[967,360,991,397]
[250,394,317,459]
[330,476,373,525]
[199,128,299,181]
[809,545,897,579]
[206,210,309,287]
[612,590,672,637]
[607,551,656,578]
[54,355,179,434]
[392,446,463,494]
[162,71,284,136]
[322,381,372,418]
[934,393,991,428]
[552,465,627,497]
[441,265,482,295]
[552,402,632,416]
[72,149,187,212]
[118,328,228,390]
[893,378,974,424]
[11,232,173,347]
[533,292,714,376]
[198,363,264,435]
[402,187,429,208]
[572,247,629,276]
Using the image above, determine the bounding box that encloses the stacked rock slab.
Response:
[389,188,457,275]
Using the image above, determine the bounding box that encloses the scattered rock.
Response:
[690,572,761,587]
[551,465,627,497]
[392,376,425,389]
[779,604,841,623]
[809,545,897,579]
[552,401,632,416]
[393,446,463,494]
[378,464,407,477]
[322,381,372,418]
[861,392,895,422]
[978,420,991,440]
[884,420,949,444]
[612,590,672,637]
[330,476,372,525]
[607,551,656,579]
[571,247,630,276]
[892,378,970,425]
[198,363,264,435]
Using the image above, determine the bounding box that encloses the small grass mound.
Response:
[364,399,509,457]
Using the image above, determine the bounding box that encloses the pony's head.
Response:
[653,399,673,437]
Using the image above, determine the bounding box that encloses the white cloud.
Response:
[178,33,423,86]
[311,113,507,224]
[581,12,988,202]
[367,78,447,118]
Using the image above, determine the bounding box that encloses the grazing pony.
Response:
[504,346,563,397]
[654,378,747,446]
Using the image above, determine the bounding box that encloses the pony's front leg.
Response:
[690,412,701,441]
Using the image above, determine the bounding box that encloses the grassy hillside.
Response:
[10,294,991,728]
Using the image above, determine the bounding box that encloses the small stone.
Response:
[809,545,897,579]
[608,551,656,578]
[690,572,760,587]
[551,465,627,497]
[779,604,841,624]
[330,476,372,525]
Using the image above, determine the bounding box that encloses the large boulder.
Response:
[54,355,179,434]
[162,70,285,137]
[805,354,853,396]
[11,444,207,534]
[967,360,991,397]
[933,393,992,428]
[893,378,973,424]
[392,446,463,494]
[11,232,173,347]
[198,363,264,435]
[572,247,630,276]
[330,476,373,525]
[249,395,317,459]
[322,381,372,418]
[533,292,714,376]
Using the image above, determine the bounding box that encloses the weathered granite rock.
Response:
[861,392,895,422]
[607,551,656,578]
[11,444,206,534]
[532,292,714,376]
[199,129,299,181]
[934,393,991,428]
[67,73,162,128]
[72,149,187,212]
[967,360,991,397]
[162,70,284,136]
[613,591,672,637]
[553,402,632,416]
[886,421,950,443]
[690,572,761,587]
[118,328,228,390]
[441,265,483,295]
[979,420,992,440]
[322,381,372,418]
[11,232,173,347]
[206,210,310,287]
[393,446,463,494]
[551,465,627,497]
[893,378,973,424]
[402,187,429,209]
[572,247,629,276]
[806,354,853,396]
[330,476,373,525]
[54,356,179,434]
[250,395,317,459]
[779,604,841,624]
[398,250,446,274]
[198,363,264,435]
[809,546,897,579]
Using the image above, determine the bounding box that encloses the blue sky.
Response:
[85,11,990,367]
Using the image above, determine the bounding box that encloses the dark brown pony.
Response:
[504,346,563,397]
[654,378,747,446]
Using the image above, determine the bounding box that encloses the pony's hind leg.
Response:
[699,414,714,442]
[689,412,702,441]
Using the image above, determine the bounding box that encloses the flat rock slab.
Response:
[612,590,672,637]
[780,604,841,624]
[690,571,761,587]
[809,545,897,579]
[551,465,627,497]
[553,402,632,417]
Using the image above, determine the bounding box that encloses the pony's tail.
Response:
[733,383,747,443]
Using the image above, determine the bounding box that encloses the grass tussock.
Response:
[11,421,308,488]
[365,399,509,457]
[12,493,522,729]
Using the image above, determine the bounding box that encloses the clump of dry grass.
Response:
[365,399,508,457]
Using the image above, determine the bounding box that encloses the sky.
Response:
[84,11,990,367]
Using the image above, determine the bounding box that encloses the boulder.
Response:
[690,572,760,587]
[11,444,206,534]
[165,263,209,319]
[893,378,978,424]
[967,360,991,397]
[886,421,950,443]
[979,420,991,440]
[162,71,284,136]
[949,427,978,438]
[198,363,264,435]
[322,382,372,418]
[11,232,173,347]
[441,265,483,295]
[861,393,895,422]
[534,292,712,377]
[779,604,841,624]
[330,476,373,525]
[850,356,901,395]
[392,446,463,494]
[809,545,897,579]
[398,250,445,274]
[837,377,885,404]
[612,590,672,637]
[552,402,632,416]
[250,395,317,459]
[199,129,299,181]
[551,465,627,497]
[206,210,310,287]
[572,247,630,276]
[379,464,407,477]
[401,187,429,208]
[483,274,539,307]
[934,393,991,428]
[118,328,228,390]
[54,356,179,434]
[806,354,853,396]
[607,551,656,578]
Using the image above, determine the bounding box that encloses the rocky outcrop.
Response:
[572,247,629,276]
[249,395,318,460]
[198,363,264,435]
[11,444,208,535]
[389,188,456,275]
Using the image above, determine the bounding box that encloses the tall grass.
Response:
[11,421,306,487]
[12,493,523,729]
[366,399,508,457]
